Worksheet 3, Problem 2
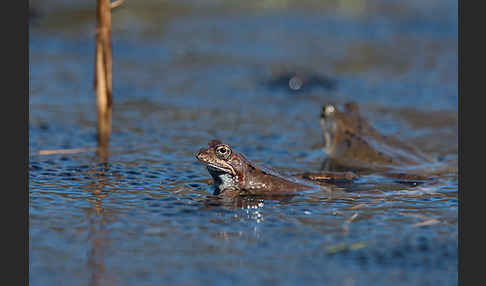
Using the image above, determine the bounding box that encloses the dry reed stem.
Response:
[95,0,113,156]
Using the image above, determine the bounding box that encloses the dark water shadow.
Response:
[262,71,338,94]
[320,157,449,188]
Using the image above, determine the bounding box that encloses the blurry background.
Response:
[29,1,457,285]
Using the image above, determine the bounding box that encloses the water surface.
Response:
[30,1,458,285]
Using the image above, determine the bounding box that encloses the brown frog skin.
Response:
[196,140,356,198]
[319,102,452,181]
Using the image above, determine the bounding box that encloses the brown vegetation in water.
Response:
[94,0,114,157]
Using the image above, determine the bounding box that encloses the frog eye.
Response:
[215,145,231,159]
[321,104,336,117]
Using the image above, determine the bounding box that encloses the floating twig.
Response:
[33,147,96,156]
[400,212,441,227]
[412,219,441,227]
[342,212,359,234]
[349,203,366,210]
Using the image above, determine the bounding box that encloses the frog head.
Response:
[196,140,252,193]
[319,102,361,156]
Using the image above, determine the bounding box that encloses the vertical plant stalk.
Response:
[95,0,113,156]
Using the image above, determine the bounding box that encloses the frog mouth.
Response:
[320,117,337,151]
[320,119,331,145]
[205,163,236,176]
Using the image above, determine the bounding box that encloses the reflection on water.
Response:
[85,164,116,286]
[29,0,457,285]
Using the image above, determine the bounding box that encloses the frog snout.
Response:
[196,149,207,161]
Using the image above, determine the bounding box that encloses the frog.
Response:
[196,140,356,198]
[318,102,454,183]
